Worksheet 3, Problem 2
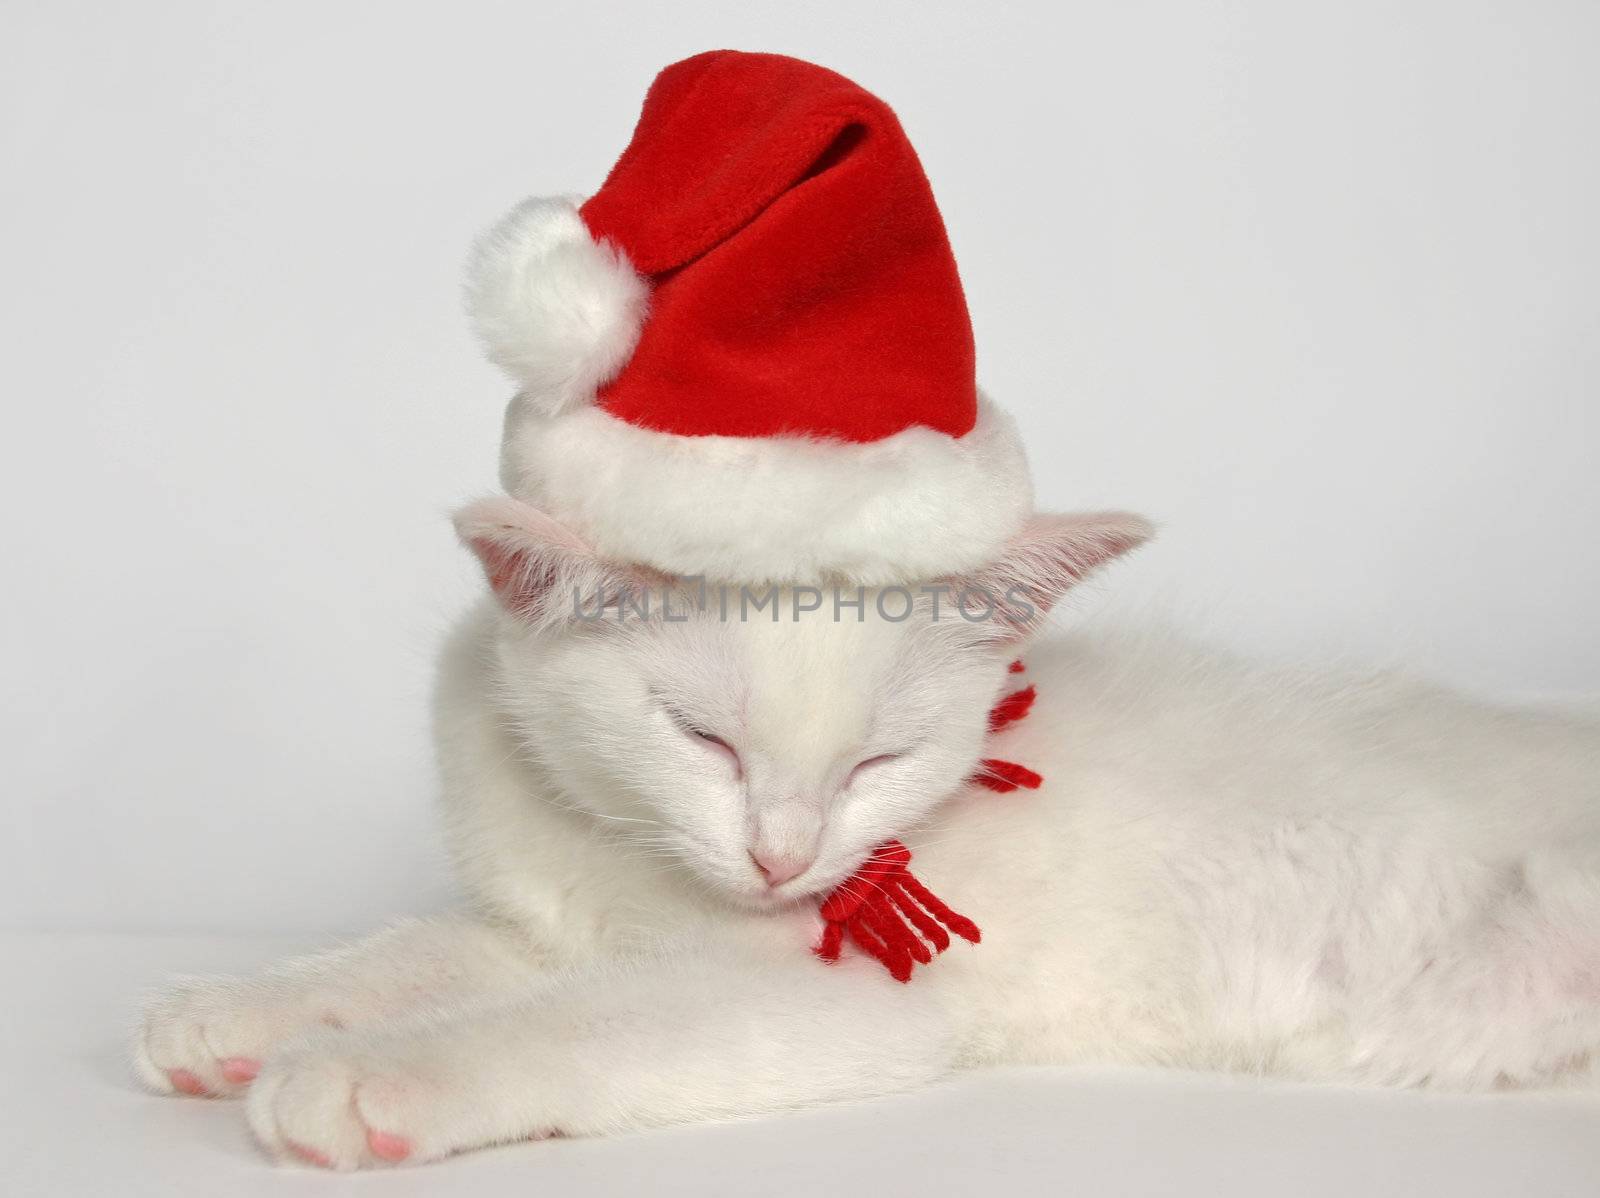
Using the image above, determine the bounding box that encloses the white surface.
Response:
[2,1,1598,935]
[2,930,1595,1197]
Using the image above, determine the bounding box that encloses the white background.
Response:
[4,0,1597,936]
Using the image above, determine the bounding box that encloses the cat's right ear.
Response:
[453,496,651,631]
[948,510,1155,644]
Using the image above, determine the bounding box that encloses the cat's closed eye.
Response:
[689,727,736,753]
[659,700,743,774]
[687,728,741,774]
[846,753,902,787]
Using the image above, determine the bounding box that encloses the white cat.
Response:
[136,497,1600,1170]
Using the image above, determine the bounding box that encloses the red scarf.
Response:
[813,661,1040,981]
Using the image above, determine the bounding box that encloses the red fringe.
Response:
[814,838,979,983]
[812,662,1041,981]
[972,758,1043,793]
[815,918,846,962]
[987,684,1036,731]
[889,884,951,951]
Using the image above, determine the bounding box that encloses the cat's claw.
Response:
[137,975,346,1099]
[135,977,252,1098]
[286,1141,334,1169]
[168,1069,211,1097]
[247,1043,440,1170]
[366,1129,414,1163]
[221,1056,262,1084]
[278,1132,410,1171]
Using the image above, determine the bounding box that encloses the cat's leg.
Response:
[245,948,958,1169]
[136,915,538,1099]
[1454,843,1600,1089]
[1323,843,1600,1090]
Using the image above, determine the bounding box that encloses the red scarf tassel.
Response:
[814,839,980,982]
[813,664,1039,981]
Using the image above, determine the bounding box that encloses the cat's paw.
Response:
[135,975,343,1099]
[245,1034,547,1170]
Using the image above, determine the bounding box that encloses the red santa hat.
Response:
[466,50,1032,584]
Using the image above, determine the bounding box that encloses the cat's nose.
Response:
[749,850,813,888]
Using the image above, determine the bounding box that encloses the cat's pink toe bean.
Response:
[366,1129,412,1162]
[220,1057,260,1084]
[286,1141,334,1169]
[169,1069,209,1097]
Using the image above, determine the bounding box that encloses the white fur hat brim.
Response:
[499,393,1033,585]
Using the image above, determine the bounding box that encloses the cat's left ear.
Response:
[950,511,1155,643]
[453,495,659,632]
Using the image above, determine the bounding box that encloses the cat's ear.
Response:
[952,511,1154,643]
[453,496,656,630]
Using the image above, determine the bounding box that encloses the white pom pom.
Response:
[464,196,649,414]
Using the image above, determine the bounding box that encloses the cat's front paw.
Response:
[135,976,343,1099]
[245,1033,551,1170]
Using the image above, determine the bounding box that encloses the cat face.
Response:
[457,497,1150,909]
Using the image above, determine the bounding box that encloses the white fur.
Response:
[465,196,648,413]
[137,513,1600,1170]
[500,394,1034,583]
